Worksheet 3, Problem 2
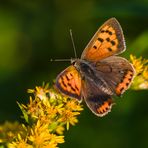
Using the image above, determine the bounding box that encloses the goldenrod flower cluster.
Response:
[130,55,148,90]
[0,83,83,148]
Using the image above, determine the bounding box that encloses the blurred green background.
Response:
[0,0,148,147]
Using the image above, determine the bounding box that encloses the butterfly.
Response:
[55,18,135,117]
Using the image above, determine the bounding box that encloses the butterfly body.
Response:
[55,18,135,117]
[73,59,114,95]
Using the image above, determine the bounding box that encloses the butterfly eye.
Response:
[72,61,76,65]
[71,59,77,65]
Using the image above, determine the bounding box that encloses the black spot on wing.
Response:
[128,78,132,81]
[61,77,67,87]
[67,82,76,92]
[75,85,79,91]
[108,48,112,52]
[70,73,73,77]
[105,30,113,35]
[120,87,124,92]
[110,40,116,46]
[100,30,105,33]
[108,31,113,35]
[56,77,81,100]
[106,38,110,42]
[126,83,129,86]
[93,45,97,49]
[66,75,70,81]
[98,38,104,42]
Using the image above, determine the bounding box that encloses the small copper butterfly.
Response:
[55,18,135,117]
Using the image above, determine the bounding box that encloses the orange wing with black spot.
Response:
[55,65,82,101]
[81,18,125,61]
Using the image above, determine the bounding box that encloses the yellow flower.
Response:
[65,99,83,112]
[143,67,148,80]
[0,83,83,147]
[130,55,148,75]
[28,120,64,147]
[130,55,148,90]
[58,109,80,130]
[28,84,50,101]
[9,134,31,148]
[55,125,65,135]
[0,121,25,144]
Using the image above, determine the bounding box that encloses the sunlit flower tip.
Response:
[65,117,78,130]
[143,67,148,79]
[49,90,57,99]
[8,134,29,148]
[8,140,30,148]
[58,109,80,130]
[66,100,83,111]
[130,54,148,75]
[46,106,58,118]
[49,134,64,144]
[139,82,148,89]
[26,98,38,115]
[56,125,65,135]
[42,82,49,90]
[130,55,148,90]
[27,89,35,94]
[28,121,64,147]
[66,122,70,130]
[35,86,49,100]
[29,122,51,146]
[28,84,50,101]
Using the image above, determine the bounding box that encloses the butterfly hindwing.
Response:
[82,78,114,117]
[81,18,125,61]
[91,56,135,96]
[55,65,82,101]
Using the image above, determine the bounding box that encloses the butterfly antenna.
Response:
[50,59,71,62]
[70,29,77,59]
[50,29,77,62]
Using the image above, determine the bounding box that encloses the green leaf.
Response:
[17,102,29,123]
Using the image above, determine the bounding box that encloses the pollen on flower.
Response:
[0,83,83,147]
[130,55,148,90]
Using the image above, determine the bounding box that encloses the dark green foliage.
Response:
[0,0,148,148]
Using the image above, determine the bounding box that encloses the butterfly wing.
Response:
[82,77,114,117]
[91,56,135,96]
[55,65,82,101]
[81,18,125,61]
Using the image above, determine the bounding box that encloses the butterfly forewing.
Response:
[81,18,125,61]
[55,65,82,101]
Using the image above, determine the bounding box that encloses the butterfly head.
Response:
[71,58,82,71]
[71,58,81,66]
